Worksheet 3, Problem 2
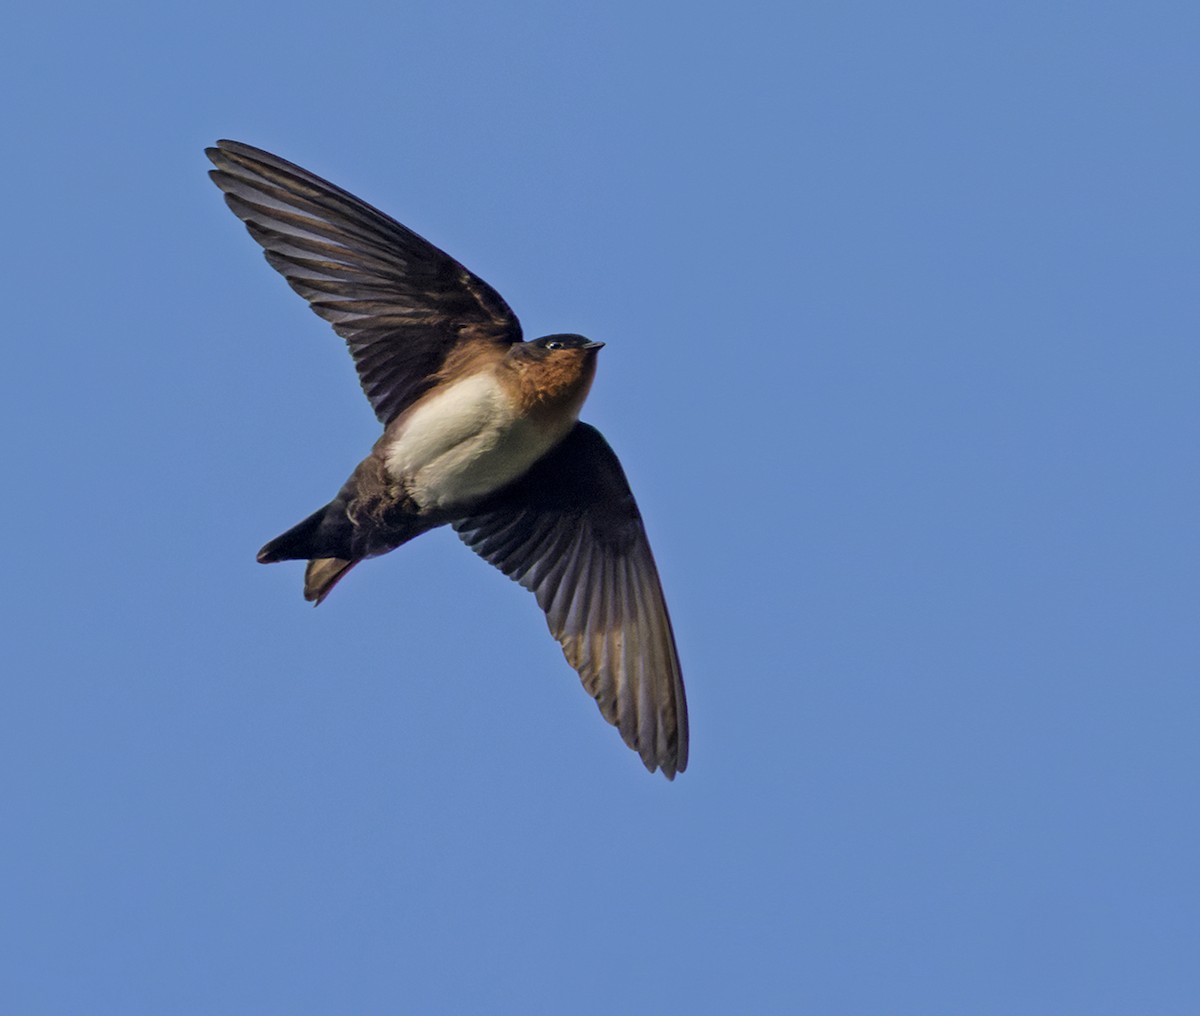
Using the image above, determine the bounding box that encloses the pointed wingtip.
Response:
[644,751,683,780]
[659,757,685,781]
[205,140,239,166]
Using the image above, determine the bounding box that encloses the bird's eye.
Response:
[545,340,563,350]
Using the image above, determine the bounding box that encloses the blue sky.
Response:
[3,2,1198,1013]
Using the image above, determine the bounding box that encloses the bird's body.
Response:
[382,341,596,512]
[206,140,687,777]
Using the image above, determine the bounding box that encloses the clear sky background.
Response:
[3,2,1197,1013]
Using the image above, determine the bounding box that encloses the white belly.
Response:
[383,373,573,510]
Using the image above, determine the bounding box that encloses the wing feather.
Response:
[206,140,521,424]
[453,424,688,778]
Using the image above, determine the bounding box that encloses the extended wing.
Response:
[453,423,688,778]
[206,140,521,424]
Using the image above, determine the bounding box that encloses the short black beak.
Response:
[583,340,605,350]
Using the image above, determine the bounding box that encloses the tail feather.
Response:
[257,501,360,605]
[257,474,434,604]
[257,506,332,564]
[304,558,358,605]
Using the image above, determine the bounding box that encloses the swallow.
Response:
[205,140,687,778]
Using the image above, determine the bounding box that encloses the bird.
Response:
[205,140,688,778]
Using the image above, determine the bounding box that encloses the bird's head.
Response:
[507,335,605,408]
[521,334,605,357]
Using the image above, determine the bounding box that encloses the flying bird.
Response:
[205,140,688,778]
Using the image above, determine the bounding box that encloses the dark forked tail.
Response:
[257,480,439,606]
[257,502,359,606]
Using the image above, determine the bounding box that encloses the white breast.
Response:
[383,372,574,511]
